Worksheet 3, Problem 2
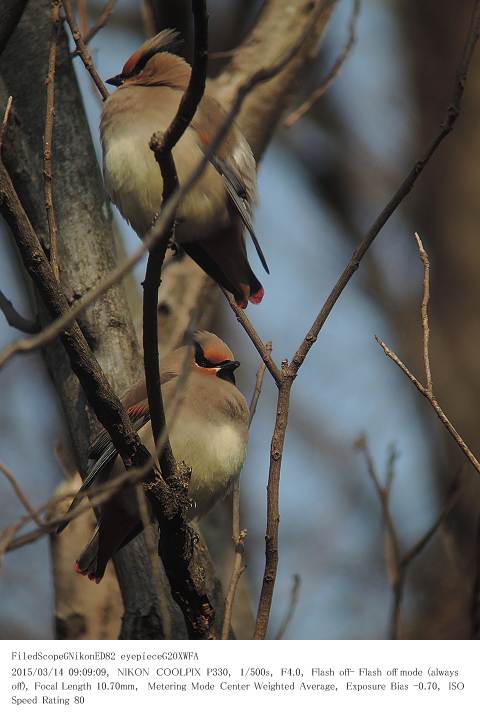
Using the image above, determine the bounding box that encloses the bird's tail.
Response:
[74,527,102,582]
[183,223,264,308]
[74,489,144,583]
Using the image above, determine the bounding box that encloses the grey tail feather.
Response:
[209,155,270,274]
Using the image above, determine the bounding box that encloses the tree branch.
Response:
[284,0,360,128]
[376,233,480,477]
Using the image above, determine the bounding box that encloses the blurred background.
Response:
[1,0,480,639]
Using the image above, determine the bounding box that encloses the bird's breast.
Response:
[170,418,247,519]
[101,88,231,240]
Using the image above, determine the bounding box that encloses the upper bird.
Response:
[101,29,268,308]
[57,331,250,583]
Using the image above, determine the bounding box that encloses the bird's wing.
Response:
[191,97,269,275]
[208,154,270,274]
[56,404,150,534]
[56,369,178,534]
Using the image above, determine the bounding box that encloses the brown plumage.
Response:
[58,331,250,583]
[101,30,268,307]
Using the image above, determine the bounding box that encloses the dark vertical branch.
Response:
[144,0,208,479]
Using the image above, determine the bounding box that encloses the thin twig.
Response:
[357,437,462,639]
[400,475,462,568]
[0,290,40,333]
[44,0,62,281]
[355,436,400,586]
[83,0,116,45]
[275,574,301,639]
[222,290,282,385]
[221,348,272,640]
[376,234,480,477]
[249,341,272,425]
[0,462,43,527]
[415,232,432,394]
[284,0,360,128]
[62,0,109,101]
[377,337,480,476]
[221,529,247,640]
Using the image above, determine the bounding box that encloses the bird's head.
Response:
[192,331,240,385]
[106,29,190,89]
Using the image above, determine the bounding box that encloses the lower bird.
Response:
[57,331,249,583]
[101,29,269,308]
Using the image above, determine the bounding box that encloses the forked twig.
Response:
[356,436,462,639]
[376,233,480,477]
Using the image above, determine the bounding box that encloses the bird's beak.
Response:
[106,74,125,87]
[219,360,240,372]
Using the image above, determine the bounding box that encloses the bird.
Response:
[57,330,250,583]
[100,29,269,309]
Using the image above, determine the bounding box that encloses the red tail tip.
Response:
[249,287,264,305]
[73,561,84,575]
[236,299,248,310]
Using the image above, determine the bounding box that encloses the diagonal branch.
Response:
[376,233,480,477]
[284,0,360,128]
[62,0,109,100]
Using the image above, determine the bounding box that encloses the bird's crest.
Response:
[122,29,182,78]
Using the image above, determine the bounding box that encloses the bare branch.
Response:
[355,435,401,587]
[415,233,432,393]
[249,341,272,425]
[82,0,116,46]
[221,529,247,640]
[357,437,462,639]
[0,290,40,333]
[44,0,61,281]
[0,462,43,527]
[275,574,301,640]
[222,290,282,385]
[144,0,208,480]
[284,0,360,128]
[376,234,480,477]
[62,0,109,101]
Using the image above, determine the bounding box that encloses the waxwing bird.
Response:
[101,29,269,308]
[57,331,250,583]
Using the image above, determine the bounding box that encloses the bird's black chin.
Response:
[216,367,236,385]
